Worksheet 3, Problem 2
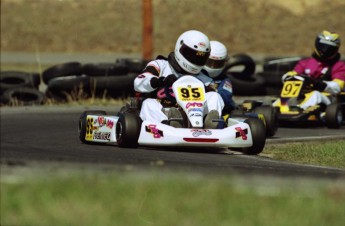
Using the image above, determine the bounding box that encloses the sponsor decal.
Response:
[198,42,206,47]
[145,124,164,138]
[98,116,114,129]
[188,108,203,113]
[189,113,202,117]
[235,127,248,140]
[86,117,94,140]
[191,129,212,137]
[223,80,233,92]
[186,102,203,109]
[93,131,111,141]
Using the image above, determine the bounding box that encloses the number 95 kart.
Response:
[78,76,267,155]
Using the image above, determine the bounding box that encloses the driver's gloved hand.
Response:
[163,74,177,86]
[150,74,177,89]
[313,79,327,91]
[281,71,297,83]
[150,76,164,88]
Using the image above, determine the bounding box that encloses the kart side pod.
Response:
[79,112,119,144]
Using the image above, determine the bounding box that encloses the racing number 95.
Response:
[178,87,205,101]
[281,81,303,98]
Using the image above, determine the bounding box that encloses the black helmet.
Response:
[314,30,340,61]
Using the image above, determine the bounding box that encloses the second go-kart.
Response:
[79,75,267,155]
[229,100,278,137]
[272,74,344,128]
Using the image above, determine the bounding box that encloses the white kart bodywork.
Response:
[84,76,256,148]
[84,114,254,148]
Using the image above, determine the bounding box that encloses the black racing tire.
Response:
[1,71,41,93]
[0,87,45,106]
[45,76,91,101]
[242,118,266,155]
[115,58,150,73]
[254,105,278,137]
[116,111,141,148]
[228,72,266,96]
[325,103,342,129]
[82,62,128,76]
[225,53,256,79]
[78,110,108,144]
[42,62,83,84]
[263,56,303,73]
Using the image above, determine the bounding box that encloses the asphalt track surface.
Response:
[1,105,344,179]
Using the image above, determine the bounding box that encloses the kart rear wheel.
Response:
[254,106,278,137]
[242,118,266,155]
[116,111,141,148]
[325,103,342,129]
[79,110,107,144]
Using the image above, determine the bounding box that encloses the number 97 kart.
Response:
[272,74,345,128]
[78,76,267,155]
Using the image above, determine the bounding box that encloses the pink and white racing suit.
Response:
[292,57,345,109]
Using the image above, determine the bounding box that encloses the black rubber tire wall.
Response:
[42,62,83,84]
[82,62,129,76]
[225,53,256,79]
[1,71,41,94]
[0,87,45,105]
[228,72,266,96]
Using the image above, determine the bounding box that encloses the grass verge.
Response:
[263,140,345,169]
[1,168,345,226]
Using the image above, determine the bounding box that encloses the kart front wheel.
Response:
[116,112,141,148]
[325,103,342,129]
[79,110,107,144]
[254,105,278,137]
[242,118,266,155]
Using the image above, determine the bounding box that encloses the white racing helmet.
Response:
[174,30,211,74]
[203,41,228,78]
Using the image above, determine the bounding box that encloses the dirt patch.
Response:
[1,0,345,57]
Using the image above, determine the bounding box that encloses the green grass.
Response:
[1,170,345,226]
[263,140,345,169]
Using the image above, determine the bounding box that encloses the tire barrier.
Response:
[45,74,136,101]
[228,72,266,96]
[262,56,304,74]
[0,87,45,106]
[225,53,256,79]
[115,58,151,73]
[82,62,129,76]
[42,62,83,84]
[3,55,290,106]
[1,71,41,94]
[256,71,283,96]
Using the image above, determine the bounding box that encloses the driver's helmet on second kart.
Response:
[174,30,211,74]
[203,40,228,78]
[314,30,341,62]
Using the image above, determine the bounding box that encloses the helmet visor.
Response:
[315,42,339,59]
[206,58,227,69]
[179,44,210,66]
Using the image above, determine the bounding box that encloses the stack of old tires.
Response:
[44,58,150,101]
[226,53,266,96]
[0,71,45,105]
[256,56,305,95]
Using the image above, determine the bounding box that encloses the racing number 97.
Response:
[281,81,303,98]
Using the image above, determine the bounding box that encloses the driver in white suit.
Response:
[134,30,224,129]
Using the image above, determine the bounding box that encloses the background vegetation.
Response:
[1,0,345,57]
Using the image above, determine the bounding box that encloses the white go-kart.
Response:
[78,76,266,155]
